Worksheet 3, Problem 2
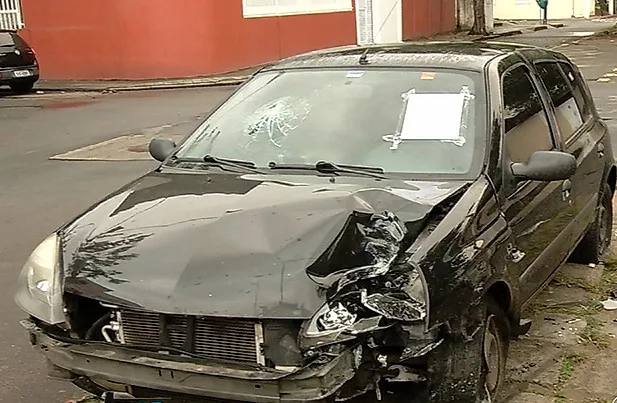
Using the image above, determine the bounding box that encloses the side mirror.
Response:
[511,151,576,182]
[149,138,176,162]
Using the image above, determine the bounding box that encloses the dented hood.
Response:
[60,171,469,319]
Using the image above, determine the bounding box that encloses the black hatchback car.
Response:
[0,30,38,94]
[16,42,615,402]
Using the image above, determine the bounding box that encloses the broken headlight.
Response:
[303,264,429,343]
[15,233,65,325]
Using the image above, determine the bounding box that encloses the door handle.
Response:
[562,179,572,201]
[598,142,605,158]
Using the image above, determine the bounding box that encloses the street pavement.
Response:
[0,87,236,403]
[1,19,617,403]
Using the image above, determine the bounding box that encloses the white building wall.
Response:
[355,0,402,44]
[493,0,595,20]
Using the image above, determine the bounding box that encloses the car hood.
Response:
[60,171,470,319]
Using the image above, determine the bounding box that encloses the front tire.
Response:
[426,297,509,402]
[570,183,613,264]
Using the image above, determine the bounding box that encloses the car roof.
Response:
[269,41,541,72]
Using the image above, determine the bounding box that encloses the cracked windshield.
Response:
[173,69,485,176]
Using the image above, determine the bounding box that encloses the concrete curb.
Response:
[474,20,566,41]
[36,75,251,93]
[475,29,524,41]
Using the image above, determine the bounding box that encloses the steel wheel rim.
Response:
[483,314,500,394]
[598,204,609,255]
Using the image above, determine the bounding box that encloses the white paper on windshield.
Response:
[400,93,465,141]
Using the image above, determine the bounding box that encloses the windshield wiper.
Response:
[269,161,386,179]
[202,154,263,173]
[168,155,262,173]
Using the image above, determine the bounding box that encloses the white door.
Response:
[355,0,402,45]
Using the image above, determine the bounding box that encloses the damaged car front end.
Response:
[16,178,495,402]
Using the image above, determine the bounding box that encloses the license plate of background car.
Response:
[13,70,31,77]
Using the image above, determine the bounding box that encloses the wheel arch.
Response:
[485,280,517,332]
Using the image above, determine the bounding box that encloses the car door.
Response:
[499,63,572,304]
[533,60,606,249]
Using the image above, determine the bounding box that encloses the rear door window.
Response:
[502,65,555,163]
[0,33,16,47]
[535,62,583,140]
[559,62,592,123]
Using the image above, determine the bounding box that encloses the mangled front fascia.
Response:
[301,211,429,348]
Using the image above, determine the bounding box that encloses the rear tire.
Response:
[570,183,613,264]
[10,81,35,95]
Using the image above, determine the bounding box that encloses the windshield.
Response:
[172,68,486,178]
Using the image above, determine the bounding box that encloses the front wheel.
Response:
[426,297,509,402]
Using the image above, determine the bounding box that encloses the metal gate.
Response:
[0,0,24,31]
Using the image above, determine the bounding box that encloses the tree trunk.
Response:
[469,0,488,35]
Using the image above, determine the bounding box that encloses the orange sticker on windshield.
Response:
[421,72,436,80]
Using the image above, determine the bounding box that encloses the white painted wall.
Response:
[493,0,595,20]
[355,0,402,44]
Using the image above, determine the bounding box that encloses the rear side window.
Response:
[535,62,583,140]
[0,33,16,47]
[559,62,592,123]
[502,65,554,163]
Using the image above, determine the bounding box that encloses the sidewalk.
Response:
[35,67,261,93]
[34,19,587,94]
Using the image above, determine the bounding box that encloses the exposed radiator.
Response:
[118,309,262,365]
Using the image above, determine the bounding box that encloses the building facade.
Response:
[493,0,596,20]
[14,0,456,80]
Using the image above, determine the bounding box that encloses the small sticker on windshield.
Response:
[346,71,365,78]
[421,72,436,80]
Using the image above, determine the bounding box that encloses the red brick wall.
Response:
[18,0,357,80]
[401,0,456,40]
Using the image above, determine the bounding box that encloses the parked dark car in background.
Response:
[15,42,615,402]
[0,30,38,94]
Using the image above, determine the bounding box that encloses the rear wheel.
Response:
[10,81,35,95]
[426,297,509,402]
[570,183,613,264]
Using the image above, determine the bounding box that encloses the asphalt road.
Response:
[1,20,617,403]
[0,87,236,402]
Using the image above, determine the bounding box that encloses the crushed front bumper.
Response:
[23,320,356,403]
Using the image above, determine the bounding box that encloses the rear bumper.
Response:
[0,65,39,84]
[23,320,356,403]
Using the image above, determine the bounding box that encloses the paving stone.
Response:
[534,282,593,309]
[558,263,604,287]
[524,315,588,346]
[506,392,553,402]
